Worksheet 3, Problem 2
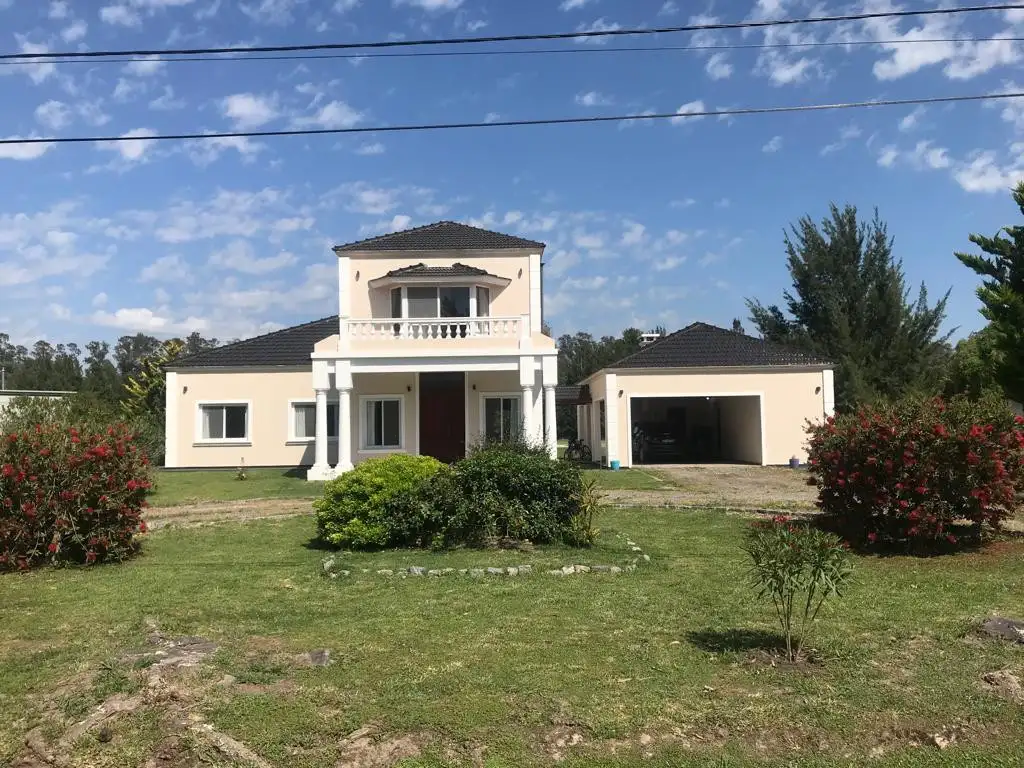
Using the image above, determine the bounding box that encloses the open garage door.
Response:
[629,396,763,465]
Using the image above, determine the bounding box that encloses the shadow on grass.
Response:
[810,515,990,558]
[685,628,785,654]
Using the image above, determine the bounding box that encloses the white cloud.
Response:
[762,135,783,153]
[899,106,926,132]
[877,145,899,168]
[0,137,54,161]
[292,100,363,129]
[61,20,88,42]
[393,0,463,11]
[994,87,1024,132]
[99,128,157,162]
[124,56,166,77]
[333,0,359,10]
[221,93,279,129]
[48,303,71,320]
[140,254,188,282]
[113,78,148,102]
[572,230,605,250]
[12,40,56,84]
[705,52,733,80]
[153,287,171,304]
[659,1,678,15]
[654,256,685,271]
[209,239,298,274]
[100,5,142,26]
[92,292,108,307]
[574,90,613,107]
[670,100,706,125]
[90,307,209,335]
[185,135,265,166]
[821,124,863,155]
[334,182,400,215]
[150,86,185,111]
[563,275,608,290]
[241,0,306,24]
[670,198,696,209]
[147,188,300,243]
[483,112,501,124]
[49,1,69,19]
[620,222,646,247]
[877,140,952,171]
[355,142,385,155]
[574,17,621,44]
[35,101,71,131]
[559,0,594,9]
[953,148,1024,193]
[465,19,487,31]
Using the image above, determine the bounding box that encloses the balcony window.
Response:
[389,286,489,319]
[476,286,490,317]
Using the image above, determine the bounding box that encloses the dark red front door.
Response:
[419,372,466,464]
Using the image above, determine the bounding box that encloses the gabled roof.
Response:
[384,262,492,278]
[599,322,831,373]
[169,316,338,369]
[333,220,546,253]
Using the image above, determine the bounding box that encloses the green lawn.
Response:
[150,468,324,506]
[2,508,1023,766]
[584,467,671,491]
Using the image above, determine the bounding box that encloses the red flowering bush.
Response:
[0,423,152,571]
[807,395,1024,550]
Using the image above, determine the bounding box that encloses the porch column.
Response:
[521,384,535,443]
[308,387,332,481]
[337,386,354,472]
[544,385,557,460]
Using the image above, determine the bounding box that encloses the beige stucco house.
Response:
[573,323,835,467]
[165,221,559,479]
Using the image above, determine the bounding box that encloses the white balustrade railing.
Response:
[346,316,521,341]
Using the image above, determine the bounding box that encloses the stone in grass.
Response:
[322,557,336,574]
[427,570,443,577]
[643,554,651,562]
[458,569,468,576]
[441,568,456,575]
[547,569,564,576]
[408,566,426,577]
[518,565,533,575]
[630,546,643,552]
[575,565,591,573]
[377,569,394,577]
[980,617,1024,644]
[486,567,504,576]
[625,564,637,572]
[609,566,622,575]
[469,569,485,578]
[561,565,576,575]
[591,565,612,573]
[506,567,519,577]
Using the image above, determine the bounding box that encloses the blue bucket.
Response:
[610,460,621,471]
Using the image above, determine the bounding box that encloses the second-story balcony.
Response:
[346,315,524,342]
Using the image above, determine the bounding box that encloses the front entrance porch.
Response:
[306,355,559,480]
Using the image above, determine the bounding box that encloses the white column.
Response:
[164,371,178,468]
[605,373,620,468]
[822,369,836,417]
[528,252,543,335]
[308,387,332,481]
[521,384,535,443]
[337,387,353,472]
[544,385,557,460]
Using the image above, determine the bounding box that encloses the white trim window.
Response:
[481,394,522,443]
[290,401,338,441]
[361,396,403,451]
[198,402,249,443]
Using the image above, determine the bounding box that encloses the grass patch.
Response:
[584,467,671,491]
[150,468,322,506]
[2,509,1024,766]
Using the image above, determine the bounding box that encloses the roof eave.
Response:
[367,273,512,289]
[578,361,834,384]
[335,245,545,257]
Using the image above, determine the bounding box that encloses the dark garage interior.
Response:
[630,396,763,465]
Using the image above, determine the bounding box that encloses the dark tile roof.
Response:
[555,384,591,405]
[384,262,493,278]
[333,220,545,252]
[602,322,832,372]
[169,316,338,368]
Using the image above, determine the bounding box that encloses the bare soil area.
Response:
[146,498,314,530]
[604,464,818,510]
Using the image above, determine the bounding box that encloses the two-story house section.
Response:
[164,221,559,479]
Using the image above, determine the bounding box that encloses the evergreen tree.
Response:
[955,182,1024,403]
[747,203,950,411]
[731,318,746,335]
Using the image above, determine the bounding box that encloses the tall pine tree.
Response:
[747,203,950,411]
[955,182,1024,403]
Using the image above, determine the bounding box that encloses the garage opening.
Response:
[630,396,763,465]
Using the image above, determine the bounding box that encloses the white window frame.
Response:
[479,392,524,443]
[195,400,252,446]
[391,285,490,319]
[287,398,339,444]
[359,394,405,453]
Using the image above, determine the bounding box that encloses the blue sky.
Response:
[1,0,1023,347]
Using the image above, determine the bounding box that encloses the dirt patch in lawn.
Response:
[603,464,817,510]
[146,498,313,530]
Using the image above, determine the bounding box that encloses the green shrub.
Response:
[314,454,442,549]
[743,516,853,662]
[423,441,588,548]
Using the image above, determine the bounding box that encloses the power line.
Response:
[3,91,1021,148]
[4,36,1021,67]
[2,3,1021,62]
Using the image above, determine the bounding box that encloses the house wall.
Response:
[350,253,534,320]
[583,368,829,467]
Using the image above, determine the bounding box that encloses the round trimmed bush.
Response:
[314,454,443,549]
